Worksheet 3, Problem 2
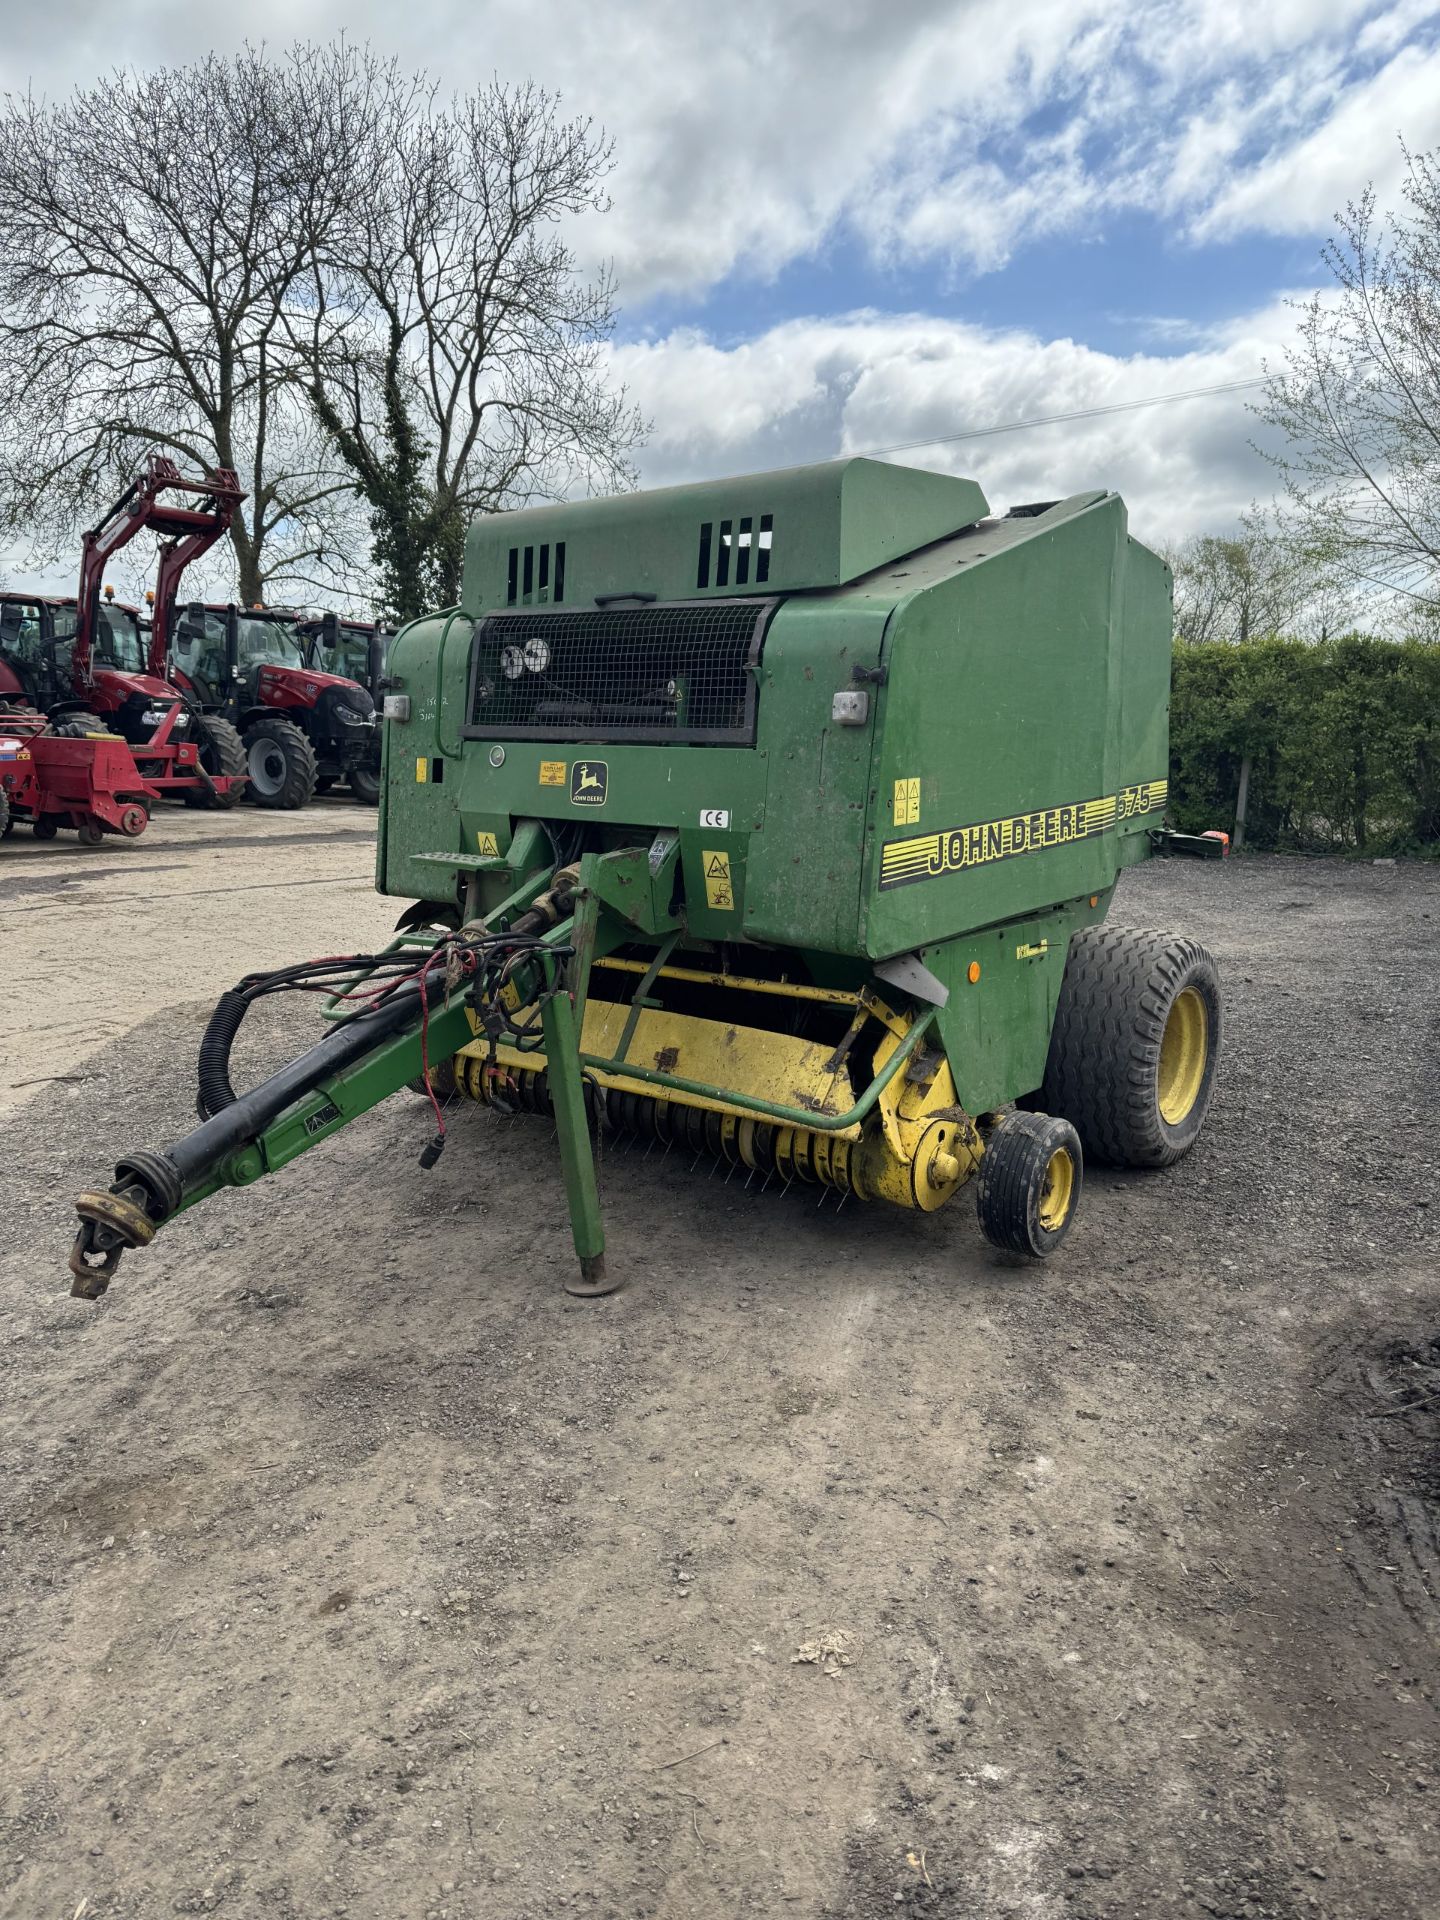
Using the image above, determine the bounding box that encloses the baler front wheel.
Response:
[1040,928,1221,1167]
[977,1113,1083,1257]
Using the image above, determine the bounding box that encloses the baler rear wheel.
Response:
[977,1112,1082,1257]
[1040,928,1220,1167]
[243,717,318,810]
[187,715,247,809]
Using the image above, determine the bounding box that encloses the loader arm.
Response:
[72,455,244,693]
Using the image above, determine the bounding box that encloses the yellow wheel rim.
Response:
[1158,986,1208,1125]
[1038,1146,1075,1233]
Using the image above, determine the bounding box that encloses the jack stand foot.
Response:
[564,1252,622,1298]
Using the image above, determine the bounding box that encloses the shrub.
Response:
[1169,636,1440,856]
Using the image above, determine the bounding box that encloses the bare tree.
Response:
[291,69,646,620]
[0,47,366,603]
[1255,142,1440,623]
[1167,511,1356,644]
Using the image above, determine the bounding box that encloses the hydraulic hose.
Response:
[196,989,248,1118]
[168,978,433,1188]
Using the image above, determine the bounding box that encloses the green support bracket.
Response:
[538,947,617,1298]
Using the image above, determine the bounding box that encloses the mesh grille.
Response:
[464,599,774,745]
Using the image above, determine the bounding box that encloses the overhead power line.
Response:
[858,376,1267,459]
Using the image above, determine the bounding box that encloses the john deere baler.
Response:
[70,458,1223,1298]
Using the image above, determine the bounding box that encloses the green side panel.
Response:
[861,494,1168,960]
[459,458,987,613]
[1118,536,1173,817]
[742,595,891,955]
[925,896,1110,1112]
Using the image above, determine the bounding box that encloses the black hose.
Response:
[196,988,249,1119]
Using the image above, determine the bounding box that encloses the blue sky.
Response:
[4,0,1440,585]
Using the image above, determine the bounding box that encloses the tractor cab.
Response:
[297,610,390,702]
[0,593,153,715]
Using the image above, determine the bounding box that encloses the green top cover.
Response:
[460,457,990,613]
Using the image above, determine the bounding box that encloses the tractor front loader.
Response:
[69,459,1226,1301]
[2,457,248,807]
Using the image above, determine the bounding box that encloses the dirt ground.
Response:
[1,817,1436,1920]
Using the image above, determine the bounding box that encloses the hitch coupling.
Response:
[69,1150,184,1297]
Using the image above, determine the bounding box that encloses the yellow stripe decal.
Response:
[878,780,1167,891]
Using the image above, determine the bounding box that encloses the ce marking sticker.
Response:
[699,808,730,829]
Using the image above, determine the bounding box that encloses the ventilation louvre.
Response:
[505,542,566,607]
[696,513,774,591]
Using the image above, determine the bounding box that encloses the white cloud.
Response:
[3,1,1437,296]
[1192,39,1440,237]
[611,305,1296,548]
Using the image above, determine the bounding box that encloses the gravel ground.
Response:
[1,841,1437,1920]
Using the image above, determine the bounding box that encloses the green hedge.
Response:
[1168,636,1440,856]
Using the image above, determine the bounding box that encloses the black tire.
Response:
[1040,927,1221,1168]
[349,765,380,805]
[51,711,114,738]
[188,715,247,809]
[32,817,58,840]
[0,784,9,836]
[977,1112,1082,1257]
[77,821,105,847]
[243,716,317,810]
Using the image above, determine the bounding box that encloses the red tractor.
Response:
[170,602,380,808]
[0,457,248,806]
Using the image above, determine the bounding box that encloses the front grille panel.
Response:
[464,599,774,745]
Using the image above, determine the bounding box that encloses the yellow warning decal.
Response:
[702,848,735,911]
[539,760,566,787]
[893,776,920,827]
[415,757,427,784]
[879,780,1168,891]
[475,830,500,856]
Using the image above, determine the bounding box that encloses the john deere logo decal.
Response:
[570,759,608,807]
[879,780,1167,890]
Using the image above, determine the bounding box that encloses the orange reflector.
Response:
[1089,894,1098,908]
[967,961,981,984]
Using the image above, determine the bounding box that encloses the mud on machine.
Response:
[69,459,1225,1298]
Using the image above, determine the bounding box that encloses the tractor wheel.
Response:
[243,716,318,810]
[1039,928,1221,1168]
[77,821,105,847]
[32,817,58,840]
[51,711,114,738]
[187,715,247,809]
[349,765,381,805]
[0,784,9,837]
[977,1112,1082,1257]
